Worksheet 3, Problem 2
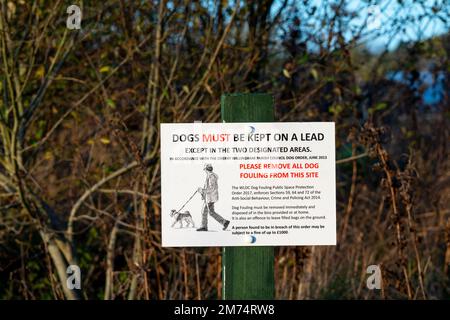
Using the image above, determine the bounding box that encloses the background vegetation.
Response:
[0,0,449,299]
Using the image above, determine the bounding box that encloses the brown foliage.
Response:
[0,0,448,299]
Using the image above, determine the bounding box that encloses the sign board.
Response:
[161,122,336,247]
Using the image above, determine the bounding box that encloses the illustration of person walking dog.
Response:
[170,164,230,231]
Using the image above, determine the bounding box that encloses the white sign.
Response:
[161,122,336,247]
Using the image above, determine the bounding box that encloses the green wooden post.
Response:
[221,93,275,300]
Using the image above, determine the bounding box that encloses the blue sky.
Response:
[346,0,449,52]
[271,0,449,53]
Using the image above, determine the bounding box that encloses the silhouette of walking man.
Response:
[197,164,230,231]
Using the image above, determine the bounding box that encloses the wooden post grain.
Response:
[221,93,275,299]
